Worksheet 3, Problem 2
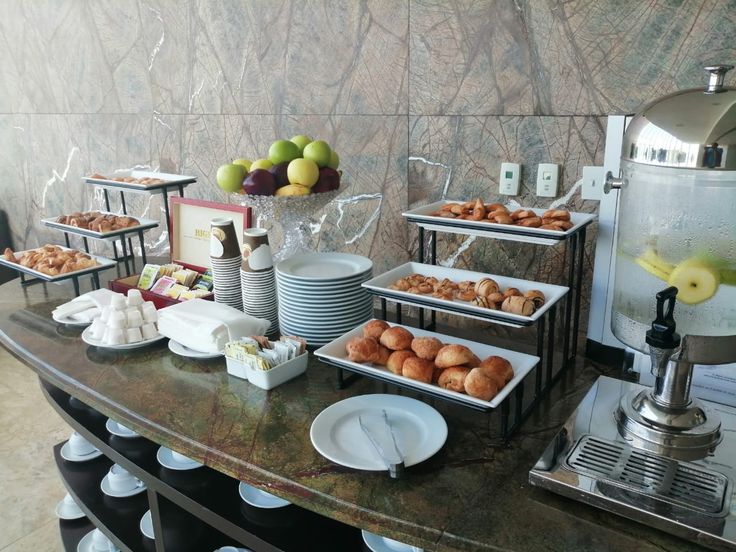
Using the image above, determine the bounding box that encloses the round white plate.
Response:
[60,441,103,463]
[310,394,447,471]
[82,327,166,350]
[55,494,86,520]
[279,313,372,332]
[168,340,223,359]
[52,310,94,327]
[277,253,372,281]
[362,530,423,552]
[280,301,373,319]
[106,418,140,438]
[275,276,371,292]
[100,474,147,498]
[238,482,291,509]
[77,529,120,552]
[156,446,203,470]
[140,510,154,539]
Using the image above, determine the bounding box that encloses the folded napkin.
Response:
[53,289,121,322]
[157,299,270,353]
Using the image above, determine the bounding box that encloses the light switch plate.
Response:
[581,165,605,200]
[536,163,559,197]
[499,162,520,195]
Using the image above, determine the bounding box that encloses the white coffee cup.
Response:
[91,528,116,551]
[68,432,96,456]
[107,464,143,493]
[382,536,423,552]
[171,450,193,464]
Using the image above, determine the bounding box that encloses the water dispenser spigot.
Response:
[646,286,681,350]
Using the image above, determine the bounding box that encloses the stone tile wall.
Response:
[2,0,734,342]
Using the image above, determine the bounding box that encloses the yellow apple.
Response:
[250,158,273,171]
[287,158,319,188]
[232,158,252,172]
[276,184,310,196]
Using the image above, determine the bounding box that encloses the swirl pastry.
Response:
[524,290,546,309]
[501,296,535,316]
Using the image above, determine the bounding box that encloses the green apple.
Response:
[290,135,313,154]
[268,140,301,165]
[303,140,332,168]
[276,183,311,197]
[287,158,320,188]
[232,158,252,172]
[216,164,247,193]
[328,150,340,169]
[250,158,273,171]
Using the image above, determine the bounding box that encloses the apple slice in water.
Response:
[668,260,721,305]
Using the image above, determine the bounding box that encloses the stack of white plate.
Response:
[276,253,373,346]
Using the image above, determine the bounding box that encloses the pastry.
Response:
[479,356,514,385]
[438,366,470,392]
[471,199,486,220]
[487,203,507,212]
[524,290,546,309]
[487,291,505,305]
[475,278,499,297]
[380,326,414,350]
[503,287,522,299]
[402,357,435,384]
[457,289,476,301]
[363,320,390,340]
[346,337,379,363]
[517,216,542,227]
[542,209,570,221]
[435,344,475,368]
[4,245,99,276]
[492,214,514,225]
[464,368,499,401]
[411,337,444,360]
[386,350,415,375]
[501,295,535,316]
[473,295,492,309]
[374,345,392,366]
[467,353,481,368]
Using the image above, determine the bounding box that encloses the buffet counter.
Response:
[0,277,703,552]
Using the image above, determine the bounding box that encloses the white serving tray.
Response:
[84,170,197,194]
[314,321,539,410]
[41,212,159,240]
[0,246,116,282]
[403,201,597,245]
[362,262,568,327]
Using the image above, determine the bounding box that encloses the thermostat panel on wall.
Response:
[536,163,559,197]
[499,162,520,195]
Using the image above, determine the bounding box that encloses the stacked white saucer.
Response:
[276,253,373,346]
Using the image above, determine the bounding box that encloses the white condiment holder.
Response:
[225,352,308,390]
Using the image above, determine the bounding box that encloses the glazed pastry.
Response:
[438,366,470,392]
[386,350,415,375]
[492,214,514,225]
[363,319,391,340]
[402,357,435,384]
[524,290,546,309]
[374,345,392,366]
[542,209,570,221]
[411,337,444,360]
[480,355,514,385]
[435,344,475,368]
[501,296,535,316]
[464,368,499,401]
[474,278,499,297]
[380,326,414,350]
[503,287,522,299]
[346,337,379,363]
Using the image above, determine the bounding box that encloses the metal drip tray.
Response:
[565,435,729,516]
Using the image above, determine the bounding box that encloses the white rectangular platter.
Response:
[41,212,159,240]
[362,262,568,328]
[84,170,197,194]
[0,247,116,282]
[314,320,540,410]
[403,201,596,245]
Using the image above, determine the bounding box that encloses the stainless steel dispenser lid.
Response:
[622,65,736,170]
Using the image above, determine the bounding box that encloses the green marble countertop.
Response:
[0,277,705,552]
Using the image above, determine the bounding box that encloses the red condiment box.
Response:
[109,197,252,309]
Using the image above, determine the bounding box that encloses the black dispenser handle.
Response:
[646,286,681,349]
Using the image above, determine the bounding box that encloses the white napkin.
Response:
[53,289,122,321]
[157,299,270,353]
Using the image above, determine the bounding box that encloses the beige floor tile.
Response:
[0,350,69,550]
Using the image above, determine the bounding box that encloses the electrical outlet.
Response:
[499,162,520,195]
[581,165,605,200]
[536,163,559,197]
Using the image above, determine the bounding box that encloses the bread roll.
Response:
[464,368,499,401]
[346,337,379,363]
[402,357,434,383]
[363,320,390,340]
[374,345,392,366]
[438,366,470,392]
[411,337,443,360]
[435,344,475,368]
[386,350,415,375]
[479,355,514,385]
[380,326,414,350]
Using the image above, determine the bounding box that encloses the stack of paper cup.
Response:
[210,218,243,311]
[240,228,279,335]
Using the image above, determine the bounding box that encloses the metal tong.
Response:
[358,409,405,479]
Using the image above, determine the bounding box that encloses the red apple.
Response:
[243,169,276,196]
[312,167,340,193]
[268,162,290,189]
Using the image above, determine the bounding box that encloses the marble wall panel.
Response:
[410,0,736,115]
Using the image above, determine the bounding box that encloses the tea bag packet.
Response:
[164,283,189,299]
[150,276,177,295]
[273,340,294,363]
[137,264,161,290]
[281,336,307,356]
[172,268,199,288]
